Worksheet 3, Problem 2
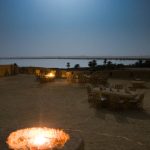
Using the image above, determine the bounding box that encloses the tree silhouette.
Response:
[107,61,112,66]
[66,62,70,69]
[103,59,107,65]
[88,60,97,68]
[88,61,93,68]
[138,60,143,67]
[74,64,80,69]
[92,59,97,67]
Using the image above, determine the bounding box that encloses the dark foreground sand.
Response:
[0,74,150,150]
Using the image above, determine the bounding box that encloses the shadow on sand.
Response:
[95,108,150,124]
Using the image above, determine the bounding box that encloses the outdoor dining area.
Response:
[87,83,145,110]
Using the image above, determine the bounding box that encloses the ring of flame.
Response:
[7,127,70,150]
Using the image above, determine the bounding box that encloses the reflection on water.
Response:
[0,59,136,68]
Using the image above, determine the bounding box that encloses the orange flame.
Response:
[7,127,70,150]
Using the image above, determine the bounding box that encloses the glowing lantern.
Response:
[7,127,70,150]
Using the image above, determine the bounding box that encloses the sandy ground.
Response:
[0,74,150,150]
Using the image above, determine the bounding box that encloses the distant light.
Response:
[45,72,55,78]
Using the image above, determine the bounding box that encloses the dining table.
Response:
[131,80,145,88]
[101,88,138,102]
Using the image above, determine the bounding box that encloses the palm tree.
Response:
[103,59,107,65]
[66,62,70,69]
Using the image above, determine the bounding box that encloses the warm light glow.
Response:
[7,127,70,150]
[45,72,55,78]
[32,134,48,146]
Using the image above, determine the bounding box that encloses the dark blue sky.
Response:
[0,0,150,57]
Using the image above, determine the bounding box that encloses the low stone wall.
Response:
[0,64,18,77]
[104,69,150,80]
[16,67,150,80]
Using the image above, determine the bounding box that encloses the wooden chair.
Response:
[100,94,108,108]
[88,89,101,107]
[135,93,144,109]
[128,93,144,109]
[114,84,124,90]
[109,94,120,110]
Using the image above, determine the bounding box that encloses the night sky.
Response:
[0,0,150,57]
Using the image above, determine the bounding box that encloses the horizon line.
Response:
[0,55,150,60]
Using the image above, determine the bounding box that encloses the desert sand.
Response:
[0,74,150,150]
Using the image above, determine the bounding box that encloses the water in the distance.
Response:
[0,59,136,68]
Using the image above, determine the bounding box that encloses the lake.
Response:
[0,59,136,68]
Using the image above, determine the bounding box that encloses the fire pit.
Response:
[6,127,84,150]
[7,127,69,150]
